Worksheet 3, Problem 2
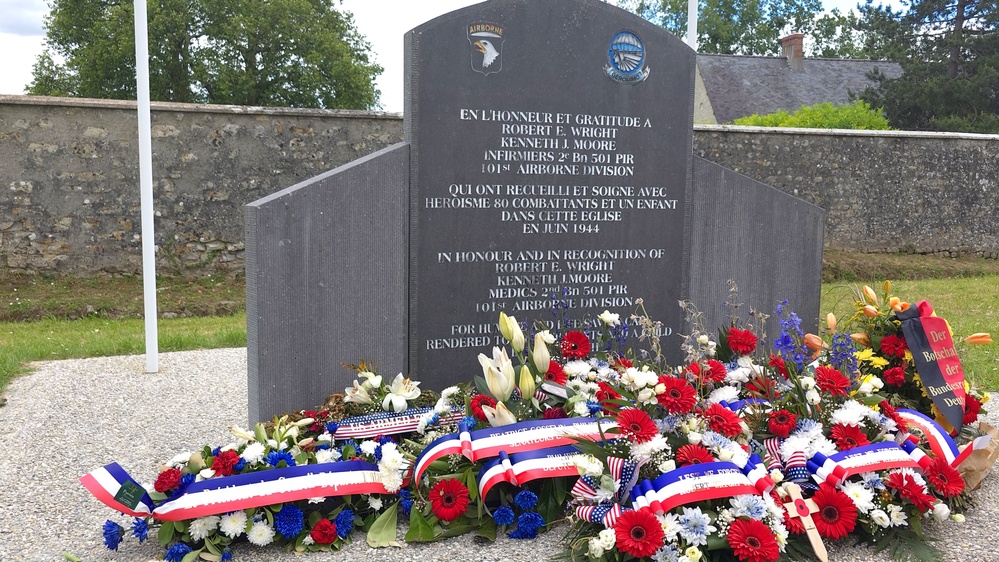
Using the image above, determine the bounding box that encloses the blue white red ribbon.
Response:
[477,445,582,499]
[412,417,616,485]
[79,462,154,518]
[896,409,959,464]
[630,461,762,515]
[331,406,464,440]
[809,442,919,486]
[83,460,395,521]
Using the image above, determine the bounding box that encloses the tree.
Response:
[619,0,824,55]
[859,0,999,132]
[28,0,381,110]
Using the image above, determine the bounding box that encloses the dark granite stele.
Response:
[246,0,825,423]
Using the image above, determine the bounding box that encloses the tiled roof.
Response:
[696,54,903,123]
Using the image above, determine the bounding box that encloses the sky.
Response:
[0,0,880,113]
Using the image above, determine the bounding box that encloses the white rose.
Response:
[800,376,816,390]
[587,538,605,559]
[859,382,874,395]
[769,469,784,483]
[688,431,703,444]
[932,503,951,521]
[805,389,821,405]
[870,509,891,528]
[597,528,616,549]
[659,460,677,473]
[637,388,656,404]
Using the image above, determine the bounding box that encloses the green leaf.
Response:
[366,502,401,547]
[476,517,498,541]
[404,505,436,543]
[437,521,478,538]
[537,478,568,525]
[181,548,202,562]
[309,511,322,527]
[199,553,221,562]
[63,554,82,562]
[158,520,176,546]
[465,468,479,503]
[254,423,268,444]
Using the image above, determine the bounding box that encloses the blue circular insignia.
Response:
[608,31,645,77]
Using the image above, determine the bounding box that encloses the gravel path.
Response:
[1,348,997,561]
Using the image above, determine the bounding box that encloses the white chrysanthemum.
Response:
[708,385,740,404]
[870,509,891,528]
[379,443,405,471]
[830,400,869,427]
[317,432,333,443]
[368,496,384,510]
[360,440,378,455]
[315,448,340,464]
[247,521,276,546]
[563,360,592,377]
[897,468,927,487]
[219,511,247,538]
[888,504,907,526]
[780,435,811,461]
[629,434,668,461]
[811,436,838,457]
[658,512,681,542]
[771,521,789,551]
[573,400,591,417]
[381,471,404,493]
[725,367,752,384]
[189,515,220,541]
[166,451,193,469]
[840,481,875,513]
[417,411,435,434]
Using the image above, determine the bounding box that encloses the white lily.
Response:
[381,373,421,412]
[481,401,518,427]
[532,332,551,374]
[344,380,374,404]
[498,312,525,353]
[358,371,383,389]
[519,365,536,399]
[478,346,516,401]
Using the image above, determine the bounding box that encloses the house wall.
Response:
[2,96,997,276]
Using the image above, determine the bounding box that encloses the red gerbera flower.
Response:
[705,359,728,383]
[613,508,665,558]
[728,518,781,562]
[212,449,241,477]
[544,362,567,385]
[886,471,936,512]
[656,375,697,414]
[879,401,908,432]
[469,394,496,423]
[614,356,633,370]
[830,423,870,451]
[815,365,850,396]
[676,443,715,466]
[964,394,983,425]
[615,408,658,444]
[926,456,966,497]
[768,355,787,378]
[595,381,622,414]
[883,366,906,386]
[701,402,744,438]
[154,467,183,493]
[429,477,470,522]
[560,331,591,359]
[811,482,858,539]
[728,327,758,355]
[774,489,805,535]
[767,409,798,439]
[542,406,567,419]
[309,519,338,544]
[879,334,908,358]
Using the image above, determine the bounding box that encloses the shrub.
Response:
[733,101,892,130]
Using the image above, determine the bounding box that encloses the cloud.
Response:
[0,0,47,37]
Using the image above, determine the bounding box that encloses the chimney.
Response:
[781,34,804,71]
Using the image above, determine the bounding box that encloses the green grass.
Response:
[821,276,999,390]
[0,314,246,393]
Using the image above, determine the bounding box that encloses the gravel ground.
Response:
[1,348,998,562]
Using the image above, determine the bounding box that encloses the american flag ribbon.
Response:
[574,503,627,527]
[331,406,465,440]
[764,438,784,472]
[784,451,810,483]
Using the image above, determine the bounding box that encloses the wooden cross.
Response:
[782,483,828,562]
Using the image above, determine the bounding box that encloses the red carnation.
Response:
[964,394,983,425]
[811,482,858,539]
[767,409,798,438]
[879,334,908,358]
[542,406,567,419]
[309,519,338,544]
[728,327,758,355]
[815,365,850,396]
[728,518,781,562]
[886,471,936,512]
[830,423,870,451]
[560,331,591,359]
[154,467,183,493]
[768,355,788,378]
[616,408,658,444]
[883,366,906,386]
[544,362,567,385]
[701,402,744,438]
[212,449,242,477]
[429,477,470,522]
[676,444,715,466]
[774,489,805,535]
[469,394,496,423]
[613,508,665,558]
[656,375,697,414]
[926,456,966,497]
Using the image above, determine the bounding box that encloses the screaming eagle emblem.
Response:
[606,31,650,84]
[468,22,504,75]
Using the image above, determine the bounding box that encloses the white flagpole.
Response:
[686,0,698,50]
[133,0,159,373]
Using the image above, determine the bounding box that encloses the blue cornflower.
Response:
[377,435,395,445]
[513,490,538,511]
[460,415,477,429]
[335,509,355,538]
[212,447,221,456]
[266,450,296,468]
[165,542,193,562]
[274,504,304,539]
[657,416,684,433]
[398,489,414,517]
[221,547,233,561]
[102,520,124,550]
[795,418,823,435]
[130,518,148,543]
[374,444,383,462]
[325,421,340,435]
[700,431,733,449]
[586,402,602,415]
[233,458,247,472]
[508,512,545,539]
[493,505,515,526]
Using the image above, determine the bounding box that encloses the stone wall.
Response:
[0,95,401,275]
[2,96,997,275]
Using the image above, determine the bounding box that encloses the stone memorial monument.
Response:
[246,0,826,423]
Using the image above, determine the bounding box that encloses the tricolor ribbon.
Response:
[630,461,762,515]
[951,435,992,468]
[331,406,464,440]
[79,462,154,518]
[809,442,919,486]
[412,417,616,485]
[477,445,582,500]
[83,460,396,521]
[896,409,959,465]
